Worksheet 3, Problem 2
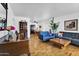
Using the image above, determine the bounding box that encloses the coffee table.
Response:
[50,38,71,49]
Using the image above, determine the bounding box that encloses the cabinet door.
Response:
[19,22,27,40]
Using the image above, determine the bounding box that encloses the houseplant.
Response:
[50,17,59,33]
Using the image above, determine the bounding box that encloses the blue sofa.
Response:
[39,31,55,41]
[60,32,79,45]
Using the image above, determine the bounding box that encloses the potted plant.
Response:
[50,17,59,33]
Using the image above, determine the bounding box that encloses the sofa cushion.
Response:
[39,31,56,41]
[61,37,72,40]
[60,32,79,45]
[63,32,71,38]
[40,31,48,36]
[72,39,79,42]
[63,32,79,39]
[71,39,79,45]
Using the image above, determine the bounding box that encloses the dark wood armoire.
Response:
[19,21,27,40]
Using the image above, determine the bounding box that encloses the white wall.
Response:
[38,19,50,31]
[38,12,79,33]
[7,4,14,26]
[14,16,31,39]
[0,14,5,19]
[54,13,79,33]
[0,4,6,19]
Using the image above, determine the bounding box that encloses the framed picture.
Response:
[64,19,78,31]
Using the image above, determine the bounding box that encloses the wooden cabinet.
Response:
[0,40,30,56]
[19,21,27,40]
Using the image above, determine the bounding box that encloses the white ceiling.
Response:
[10,3,79,20]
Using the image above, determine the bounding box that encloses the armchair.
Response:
[39,31,55,41]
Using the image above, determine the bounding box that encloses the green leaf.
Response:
[50,19,59,33]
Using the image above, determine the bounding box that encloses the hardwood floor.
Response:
[0,40,30,56]
[29,34,79,56]
[0,34,79,56]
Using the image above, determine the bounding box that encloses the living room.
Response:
[1,3,79,56]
